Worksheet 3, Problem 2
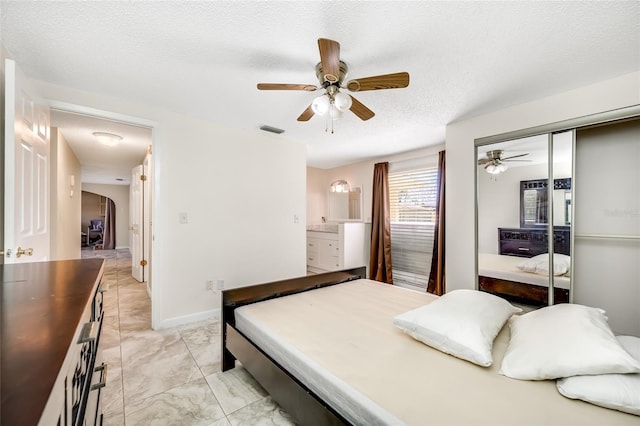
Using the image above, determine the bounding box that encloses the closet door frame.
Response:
[474,104,640,305]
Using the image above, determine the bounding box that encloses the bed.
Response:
[478,252,570,305]
[221,268,638,425]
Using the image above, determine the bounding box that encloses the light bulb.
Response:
[334,91,352,112]
[486,164,498,174]
[497,163,508,173]
[311,95,330,115]
[329,105,343,120]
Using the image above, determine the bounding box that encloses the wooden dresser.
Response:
[1,259,106,426]
[498,227,571,257]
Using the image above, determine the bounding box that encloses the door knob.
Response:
[16,247,34,258]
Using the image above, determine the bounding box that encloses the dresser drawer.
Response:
[499,240,547,257]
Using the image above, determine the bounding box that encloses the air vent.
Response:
[260,125,285,134]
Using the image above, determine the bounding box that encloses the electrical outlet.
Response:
[205,280,214,290]
[216,279,224,290]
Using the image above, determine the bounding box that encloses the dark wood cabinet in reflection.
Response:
[499,227,571,257]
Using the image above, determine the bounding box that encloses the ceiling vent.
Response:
[260,125,285,134]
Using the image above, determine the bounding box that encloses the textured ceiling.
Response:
[2,1,639,178]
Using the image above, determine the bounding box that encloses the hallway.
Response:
[82,249,294,425]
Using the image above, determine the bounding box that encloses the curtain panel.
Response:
[103,198,116,250]
[427,151,445,295]
[370,162,393,283]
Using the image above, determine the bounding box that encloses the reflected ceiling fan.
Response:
[257,38,410,129]
[478,150,530,174]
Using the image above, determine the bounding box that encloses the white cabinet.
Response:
[306,223,366,274]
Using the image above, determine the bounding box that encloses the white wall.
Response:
[37,82,307,329]
[50,128,82,260]
[446,71,640,292]
[82,183,130,250]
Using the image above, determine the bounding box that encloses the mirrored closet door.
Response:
[476,131,573,308]
[475,108,640,336]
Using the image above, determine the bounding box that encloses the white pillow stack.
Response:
[557,335,640,416]
[499,303,640,417]
[500,304,640,380]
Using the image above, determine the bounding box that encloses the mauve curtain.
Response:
[427,150,445,295]
[369,162,393,283]
[103,198,116,249]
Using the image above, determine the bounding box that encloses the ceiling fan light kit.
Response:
[478,149,530,175]
[257,38,410,132]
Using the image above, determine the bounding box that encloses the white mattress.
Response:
[234,279,637,425]
[479,252,571,289]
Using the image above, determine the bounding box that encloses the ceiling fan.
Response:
[257,38,410,126]
[478,149,530,174]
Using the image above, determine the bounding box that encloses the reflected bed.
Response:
[478,252,570,305]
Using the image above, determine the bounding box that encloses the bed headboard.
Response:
[222,267,366,326]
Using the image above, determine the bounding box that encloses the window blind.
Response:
[388,167,438,291]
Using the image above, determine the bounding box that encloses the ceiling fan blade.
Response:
[318,38,341,83]
[501,153,529,160]
[478,158,490,165]
[346,72,410,92]
[349,96,375,121]
[297,105,315,121]
[257,83,317,91]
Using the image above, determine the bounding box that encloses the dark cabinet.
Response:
[499,227,570,257]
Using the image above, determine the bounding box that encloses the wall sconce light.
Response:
[330,179,350,193]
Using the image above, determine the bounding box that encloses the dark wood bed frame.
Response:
[221,267,366,426]
[479,276,570,306]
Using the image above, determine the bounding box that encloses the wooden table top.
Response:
[1,258,104,426]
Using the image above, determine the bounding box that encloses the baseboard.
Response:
[156,308,221,330]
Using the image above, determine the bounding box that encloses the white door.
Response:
[142,152,151,288]
[3,59,50,263]
[130,164,144,282]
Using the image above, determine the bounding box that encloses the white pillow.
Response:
[393,289,521,367]
[517,253,570,276]
[500,304,640,380]
[557,335,640,416]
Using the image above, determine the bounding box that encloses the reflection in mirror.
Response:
[476,131,573,307]
[328,186,362,221]
[521,178,571,227]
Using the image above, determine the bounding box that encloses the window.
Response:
[388,167,438,291]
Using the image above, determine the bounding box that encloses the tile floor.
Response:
[82,248,295,425]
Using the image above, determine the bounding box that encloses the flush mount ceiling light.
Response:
[93,132,123,147]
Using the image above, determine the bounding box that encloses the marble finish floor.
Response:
[82,248,295,425]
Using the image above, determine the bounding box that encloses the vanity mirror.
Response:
[328,185,363,221]
[520,178,571,227]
